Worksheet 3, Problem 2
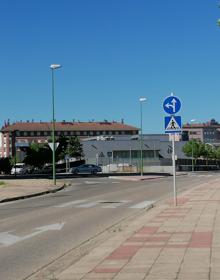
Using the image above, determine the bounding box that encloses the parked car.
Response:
[11,163,30,175]
[70,164,102,175]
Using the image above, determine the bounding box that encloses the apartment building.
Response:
[182,119,220,144]
[0,120,139,158]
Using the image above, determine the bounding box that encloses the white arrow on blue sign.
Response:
[163,95,181,115]
[165,116,182,134]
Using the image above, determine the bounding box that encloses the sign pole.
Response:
[163,93,182,207]
[172,134,177,206]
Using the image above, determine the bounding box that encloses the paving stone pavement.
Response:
[57,177,220,280]
[0,178,64,202]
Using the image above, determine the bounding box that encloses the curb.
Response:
[0,185,65,203]
[108,176,166,181]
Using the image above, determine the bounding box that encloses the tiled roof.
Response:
[1,121,139,132]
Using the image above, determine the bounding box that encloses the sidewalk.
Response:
[56,176,220,280]
[108,175,167,181]
[0,178,64,202]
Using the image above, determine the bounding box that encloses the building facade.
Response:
[182,119,220,145]
[0,121,139,158]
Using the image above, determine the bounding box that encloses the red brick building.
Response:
[0,121,139,158]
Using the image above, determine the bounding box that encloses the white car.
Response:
[11,163,29,175]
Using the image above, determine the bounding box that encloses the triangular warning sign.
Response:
[164,116,182,134]
[166,116,180,130]
[48,142,60,151]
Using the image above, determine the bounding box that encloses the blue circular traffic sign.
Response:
[163,95,181,115]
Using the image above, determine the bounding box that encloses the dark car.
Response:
[70,164,102,175]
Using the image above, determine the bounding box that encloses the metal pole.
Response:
[140,101,143,176]
[192,140,194,172]
[14,132,16,177]
[172,134,177,206]
[51,69,56,185]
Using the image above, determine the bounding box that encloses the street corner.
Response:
[108,175,166,181]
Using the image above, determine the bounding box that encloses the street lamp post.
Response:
[50,64,62,185]
[12,130,18,177]
[139,97,146,176]
[190,119,196,172]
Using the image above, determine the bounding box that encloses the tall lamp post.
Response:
[190,119,196,172]
[139,97,146,176]
[12,130,18,177]
[50,64,62,185]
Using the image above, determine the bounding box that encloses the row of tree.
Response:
[23,135,84,168]
[182,140,220,163]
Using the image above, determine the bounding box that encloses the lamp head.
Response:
[50,64,62,69]
[190,119,196,123]
[139,97,147,102]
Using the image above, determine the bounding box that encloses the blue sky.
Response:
[0,0,220,133]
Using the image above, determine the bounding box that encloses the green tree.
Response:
[0,157,12,174]
[24,136,84,167]
[182,140,203,159]
[24,143,51,167]
[200,143,216,164]
[56,134,69,161]
[216,147,220,159]
[182,140,205,168]
[66,136,84,159]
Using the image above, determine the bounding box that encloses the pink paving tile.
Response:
[107,245,141,260]
[137,226,159,234]
[154,232,172,236]
[189,232,213,248]
[191,200,220,203]
[189,242,211,248]
[93,267,121,273]
[168,197,190,205]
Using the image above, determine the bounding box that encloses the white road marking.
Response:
[53,199,155,209]
[129,200,155,209]
[54,200,87,208]
[84,181,103,184]
[75,201,101,208]
[101,200,131,208]
[0,222,65,247]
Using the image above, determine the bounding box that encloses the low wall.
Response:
[143,165,173,173]
[102,164,172,174]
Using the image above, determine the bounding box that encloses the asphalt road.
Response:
[0,172,219,280]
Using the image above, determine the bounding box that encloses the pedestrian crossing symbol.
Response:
[165,115,182,134]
